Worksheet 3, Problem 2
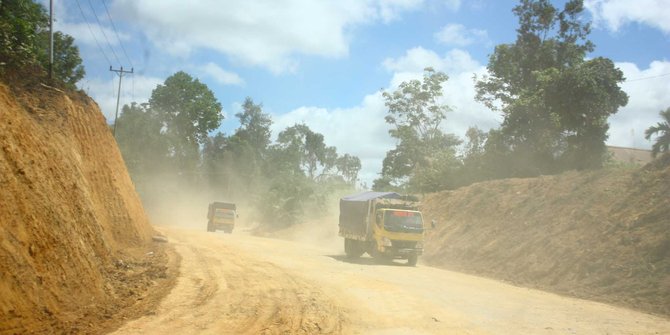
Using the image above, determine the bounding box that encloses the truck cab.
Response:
[371,208,424,265]
[207,202,237,233]
[339,192,428,266]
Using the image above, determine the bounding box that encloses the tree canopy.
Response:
[1,0,85,87]
[148,71,223,174]
[374,67,460,192]
[475,0,627,175]
[645,107,670,158]
[117,89,361,229]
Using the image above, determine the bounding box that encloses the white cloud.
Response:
[607,60,670,148]
[442,0,462,11]
[585,0,670,33]
[434,23,489,46]
[377,0,424,22]
[271,93,394,185]
[198,63,244,86]
[80,74,162,123]
[277,47,497,187]
[56,22,130,48]
[112,0,427,74]
[383,47,481,75]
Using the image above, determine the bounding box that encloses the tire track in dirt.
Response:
[111,230,349,335]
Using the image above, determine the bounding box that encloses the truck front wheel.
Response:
[407,254,418,267]
[207,221,215,232]
[344,238,364,258]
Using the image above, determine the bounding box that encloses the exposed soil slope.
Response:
[0,82,172,334]
[422,156,670,317]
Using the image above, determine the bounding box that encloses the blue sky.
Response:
[47,0,670,185]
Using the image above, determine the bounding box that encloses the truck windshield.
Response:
[383,211,423,233]
[214,210,234,218]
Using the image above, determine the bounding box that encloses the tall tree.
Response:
[233,97,272,155]
[335,154,361,185]
[149,71,223,174]
[36,31,85,87]
[375,67,460,191]
[476,0,627,174]
[211,97,273,197]
[115,102,170,196]
[0,0,47,69]
[275,123,331,179]
[202,132,231,192]
[645,107,670,158]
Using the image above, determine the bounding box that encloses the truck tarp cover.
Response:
[339,192,401,237]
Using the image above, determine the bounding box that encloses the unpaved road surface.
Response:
[112,226,670,335]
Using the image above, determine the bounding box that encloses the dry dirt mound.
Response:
[422,156,670,317]
[0,82,173,334]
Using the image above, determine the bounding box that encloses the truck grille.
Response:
[391,240,417,249]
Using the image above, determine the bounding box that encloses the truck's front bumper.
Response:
[395,248,423,256]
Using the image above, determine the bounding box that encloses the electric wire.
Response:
[74,0,112,66]
[86,0,122,66]
[625,73,670,83]
[101,0,134,69]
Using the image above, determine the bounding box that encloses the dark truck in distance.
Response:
[207,202,237,233]
[338,191,428,266]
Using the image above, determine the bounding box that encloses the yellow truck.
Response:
[338,192,429,266]
[207,202,237,233]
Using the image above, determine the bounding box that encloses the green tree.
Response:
[0,0,47,69]
[205,97,273,198]
[645,107,670,158]
[233,97,272,154]
[476,0,627,174]
[375,67,460,191]
[0,1,85,87]
[459,126,489,184]
[115,102,170,197]
[275,123,330,179]
[202,132,232,192]
[36,31,85,87]
[149,71,223,175]
[335,154,361,185]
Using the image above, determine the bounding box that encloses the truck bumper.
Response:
[396,248,422,256]
[381,247,422,257]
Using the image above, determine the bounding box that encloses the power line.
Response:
[102,0,134,68]
[625,73,670,82]
[86,0,121,66]
[74,0,112,66]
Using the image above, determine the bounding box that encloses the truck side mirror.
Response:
[431,220,436,229]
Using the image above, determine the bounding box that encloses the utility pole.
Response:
[110,66,134,137]
[49,0,53,79]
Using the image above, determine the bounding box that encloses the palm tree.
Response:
[645,107,670,158]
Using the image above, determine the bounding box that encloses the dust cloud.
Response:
[134,175,252,231]
[134,173,348,254]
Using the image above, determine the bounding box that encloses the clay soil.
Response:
[421,155,670,317]
[0,81,175,334]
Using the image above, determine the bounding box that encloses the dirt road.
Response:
[111,226,670,335]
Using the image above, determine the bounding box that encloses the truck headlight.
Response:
[415,241,424,249]
[381,237,392,247]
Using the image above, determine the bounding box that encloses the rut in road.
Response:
[112,235,349,335]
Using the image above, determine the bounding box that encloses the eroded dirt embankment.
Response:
[0,82,173,334]
[422,156,670,317]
